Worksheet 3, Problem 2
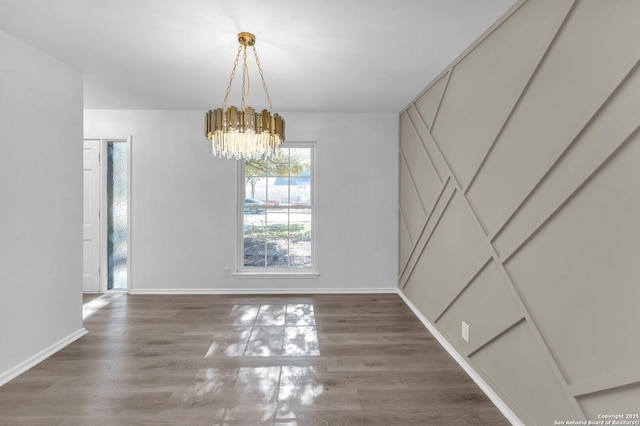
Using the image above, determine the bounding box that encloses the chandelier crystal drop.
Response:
[204,32,285,160]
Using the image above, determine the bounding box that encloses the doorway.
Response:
[82,138,131,293]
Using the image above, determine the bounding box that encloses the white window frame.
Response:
[234,142,318,278]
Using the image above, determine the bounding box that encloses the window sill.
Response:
[231,271,320,279]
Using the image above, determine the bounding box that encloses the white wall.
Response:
[0,30,84,383]
[84,110,398,292]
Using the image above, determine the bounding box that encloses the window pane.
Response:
[243,211,266,267]
[266,151,290,177]
[245,177,267,205]
[245,159,267,177]
[288,209,312,268]
[266,210,289,267]
[269,176,290,206]
[292,177,311,206]
[289,148,311,177]
[245,160,267,204]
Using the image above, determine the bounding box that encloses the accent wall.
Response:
[398,0,640,423]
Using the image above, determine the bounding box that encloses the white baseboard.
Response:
[0,328,88,387]
[397,289,523,426]
[129,287,398,295]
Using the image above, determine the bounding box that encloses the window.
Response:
[239,144,314,271]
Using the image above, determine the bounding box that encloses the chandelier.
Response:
[205,32,285,159]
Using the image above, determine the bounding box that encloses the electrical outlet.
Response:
[461,321,469,342]
[223,267,231,278]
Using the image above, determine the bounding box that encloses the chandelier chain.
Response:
[241,46,247,110]
[222,45,243,110]
[253,45,273,110]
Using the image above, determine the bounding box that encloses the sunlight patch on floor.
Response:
[82,293,123,320]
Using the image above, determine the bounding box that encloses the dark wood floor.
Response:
[0,294,509,425]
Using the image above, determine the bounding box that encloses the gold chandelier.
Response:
[205,32,285,159]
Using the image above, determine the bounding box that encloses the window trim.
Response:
[235,142,317,276]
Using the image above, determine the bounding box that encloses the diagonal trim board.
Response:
[398,289,525,426]
[493,62,640,261]
[399,178,455,287]
[400,0,529,116]
[461,0,580,198]
[487,57,640,246]
[500,122,640,265]
[568,365,640,398]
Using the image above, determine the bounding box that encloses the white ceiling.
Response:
[0,0,516,112]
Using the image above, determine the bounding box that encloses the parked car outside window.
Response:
[244,198,265,214]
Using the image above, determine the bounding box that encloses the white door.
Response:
[83,139,101,292]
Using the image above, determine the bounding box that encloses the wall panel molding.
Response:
[413,72,449,131]
[493,61,640,258]
[437,0,578,193]
[398,0,640,423]
[489,58,640,247]
[397,289,525,426]
[398,207,413,272]
[400,112,443,185]
[500,123,640,264]
[466,317,524,358]
[428,70,451,131]
[569,365,640,398]
[466,0,640,237]
[398,153,427,242]
[434,258,491,323]
[399,178,454,286]
[503,129,640,387]
[462,0,578,195]
[400,0,528,116]
[406,106,449,180]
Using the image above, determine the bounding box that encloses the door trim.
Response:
[82,139,101,293]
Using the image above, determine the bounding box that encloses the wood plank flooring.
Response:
[0,294,509,425]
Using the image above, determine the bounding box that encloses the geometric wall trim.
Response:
[505,130,640,386]
[398,0,640,423]
[466,0,640,237]
[414,72,448,130]
[402,192,491,321]
[470,320,578,425]
[398,155,427,242]
[399,177,454,284]
[493,64,640,259]
[578,383,640,421]
[398,208,413,271]
[406,106,450,181]
[399,113,443,206]
[433,0,575,192]
[436,259,523,356]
